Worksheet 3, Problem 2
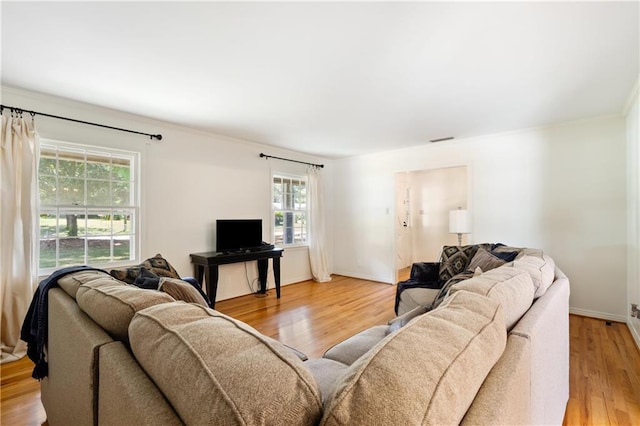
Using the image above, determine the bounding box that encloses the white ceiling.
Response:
[1,2,638,158]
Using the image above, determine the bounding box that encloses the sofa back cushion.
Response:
[320,290,506,426]
[129,302,323,425]
[57,270,122,299]
[76,282,175,342]
[449,266,535,330]
[511,251,555,298]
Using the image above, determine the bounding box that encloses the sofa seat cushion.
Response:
[76,282,175,342]
[305,358,349,404]
[449,266,535,330]
[129,302,323,425]
[323,325,389,365]
[387,305,429,333]
[320,291,506,426]
[511,251,555,298]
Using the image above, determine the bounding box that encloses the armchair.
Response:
[394,262,443,315]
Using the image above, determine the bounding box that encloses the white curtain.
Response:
[307,167,331,282]
[1,112,40,363]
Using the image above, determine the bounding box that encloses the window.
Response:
[38,142,139,272]
[272,174,307,246]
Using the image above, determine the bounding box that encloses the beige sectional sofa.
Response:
[38,246,569,425]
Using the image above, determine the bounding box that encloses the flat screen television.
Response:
[216,219,263,253]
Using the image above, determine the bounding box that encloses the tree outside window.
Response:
[38,143,138,271]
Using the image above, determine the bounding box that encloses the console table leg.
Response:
[193,265,204,286]
[273,257,281,299]
[205,265,219,309]
[257,259,268,294]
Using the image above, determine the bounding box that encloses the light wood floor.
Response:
[1,275,639,425]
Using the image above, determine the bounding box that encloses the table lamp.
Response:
[449,208,470,246]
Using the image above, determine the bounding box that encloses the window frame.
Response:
[37,139,141,275]
[271,172,309,248]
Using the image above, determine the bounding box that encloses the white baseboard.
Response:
[331,270,394,285]
[628,321,640,351]
[569,307,627,323]
[281,275,313,286]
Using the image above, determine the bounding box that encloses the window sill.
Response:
[276,244,309,252]
[37,258,140,279]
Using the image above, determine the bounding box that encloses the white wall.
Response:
[333,116,628,320]
[626,84,640,348]
[1,86,333,301]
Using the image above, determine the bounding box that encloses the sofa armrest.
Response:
[510,274,570,425]
[388,305,429,333]
[99,342,183,425]
[41,288,114,426]
[462,334,531,425]
[410,262,440,283]
[284,344,309,361]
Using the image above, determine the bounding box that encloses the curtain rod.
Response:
[259,153,324,168]
[0,104,163,141]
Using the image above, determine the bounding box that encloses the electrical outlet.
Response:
[632,304,640,318]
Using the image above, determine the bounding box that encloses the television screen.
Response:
[216,219,263,253]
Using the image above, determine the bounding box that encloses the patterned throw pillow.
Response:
[110,253,180,284]
[438,245,490,283]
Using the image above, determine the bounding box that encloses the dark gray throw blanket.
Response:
[20,265,106,379]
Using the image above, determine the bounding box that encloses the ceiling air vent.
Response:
[429,136,455,143]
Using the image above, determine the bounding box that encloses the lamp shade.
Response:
[449,209,470,234]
